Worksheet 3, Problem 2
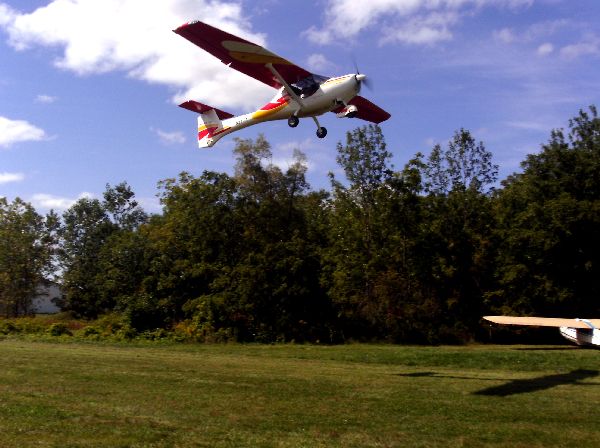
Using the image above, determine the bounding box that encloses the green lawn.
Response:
[0,340,598,447]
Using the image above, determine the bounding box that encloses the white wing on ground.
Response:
[483,316,600,329]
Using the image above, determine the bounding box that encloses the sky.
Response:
[1,0,599,214]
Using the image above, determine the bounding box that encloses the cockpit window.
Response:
[291,74,328,98]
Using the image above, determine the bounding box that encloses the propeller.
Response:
[355,73,373,92]
[352,59,373,92]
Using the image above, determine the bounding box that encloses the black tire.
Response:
[316,127,327,138]
[288,116,299,128]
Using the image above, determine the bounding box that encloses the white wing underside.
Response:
[483,316,600,329]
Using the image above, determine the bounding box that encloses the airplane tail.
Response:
[179,100,234,148]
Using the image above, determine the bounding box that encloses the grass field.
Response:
[0,340,598,447]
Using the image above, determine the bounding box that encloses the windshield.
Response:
[291,74,328,97]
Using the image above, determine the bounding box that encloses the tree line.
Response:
[1,106,598,343]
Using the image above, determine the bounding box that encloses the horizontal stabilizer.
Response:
[179,100,234,120]
[484,316,600,329]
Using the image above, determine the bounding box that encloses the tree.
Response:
[0,198,56,316]
[146,136,332,341]
[59,197,115,317]
[423,129,498,195]
[410,129,498,341]
[326,125,398,338]
[491,106,600,317]
[103,181,148,230]
[59,183,147,318]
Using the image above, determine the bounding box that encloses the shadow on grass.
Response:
[512,346,584,351]
[474,369,599,397]
[395,369,600,397]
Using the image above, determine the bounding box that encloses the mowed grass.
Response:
[0,340,598,447]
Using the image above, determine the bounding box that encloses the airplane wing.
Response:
[336,96,391,124]
[174,20,312,89]
[483,316,600,329]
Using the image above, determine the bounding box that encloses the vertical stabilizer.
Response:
[179,100,234,148]
[197,109,223,148]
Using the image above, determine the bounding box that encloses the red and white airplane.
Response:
[484,316,600,347]
[174,21,390,148]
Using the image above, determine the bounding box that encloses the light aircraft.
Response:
[173,21,391,148]
[484,316,600,347]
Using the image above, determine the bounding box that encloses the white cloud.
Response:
[306,53,336,73]
[305,0,533,46]
[35,94,58,104]
[0,3,15,26]
[506,120,553,132]
[380,11,457,45]
[0,116,47,147]
[137,196,162,214]
[0,172,24,184]
[151,127,186,145]
[493,27,516,44]
[30,191,94,211]
[424,137,437,147]
[271,137,340,177]
[0,0,273,111]
[272,138,322,172]
[493,20,571,49]
[537,42,553,56]
[560,37,600,59]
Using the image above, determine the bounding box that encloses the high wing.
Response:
[173,20,312,89]
[484,316,600,329]
[344,96,391,124]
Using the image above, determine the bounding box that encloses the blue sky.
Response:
[1,0,599,213]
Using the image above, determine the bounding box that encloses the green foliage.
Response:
[326,125,398,338]
[82,325,100,338]
[47,322,72,337]
[59,183,147,318]
[490,106,600,318]
[0,320,19,334]
[7,108,598,344]
[422,128,498,195]
[0,198,56,317]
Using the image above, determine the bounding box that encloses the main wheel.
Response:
[288,116,299,128]
[316,127,327,138]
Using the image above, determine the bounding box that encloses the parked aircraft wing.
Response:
[174,21,312,89]
[341,96,391,124]
[484,316,600,329]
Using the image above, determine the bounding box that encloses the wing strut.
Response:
[265,63,304,112]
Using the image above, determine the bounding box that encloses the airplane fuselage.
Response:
[559,327,600,347]
[202,74,361,146]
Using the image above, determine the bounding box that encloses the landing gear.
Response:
[287,115,299,128]
[312,116,327,139]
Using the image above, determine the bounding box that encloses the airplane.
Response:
[483,316,600,348]
[173,20,391,148]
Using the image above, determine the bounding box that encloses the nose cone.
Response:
[355,74,366,82]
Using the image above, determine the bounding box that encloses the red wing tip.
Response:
[173,20,201,33]
[379,113,391,123]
